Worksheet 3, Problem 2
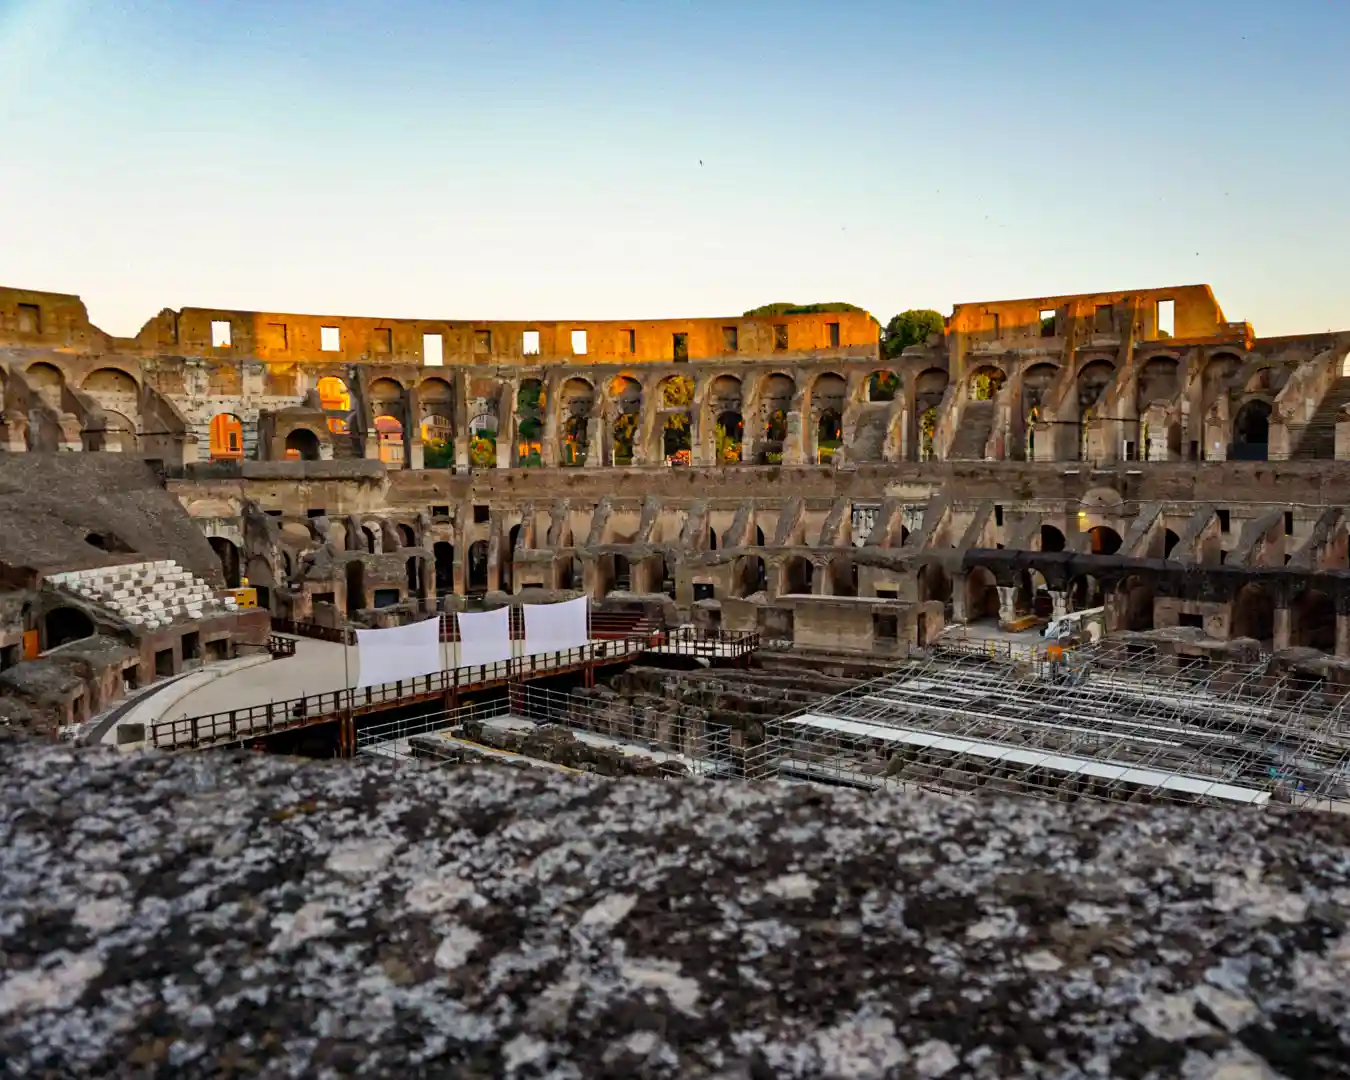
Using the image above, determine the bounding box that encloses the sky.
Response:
[0,0,1346,337]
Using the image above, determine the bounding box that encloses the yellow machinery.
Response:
[226,576,259,609]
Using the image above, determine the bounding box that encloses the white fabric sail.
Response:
[354,618,442,689]
[456,606,513,668]
[522,596,589,656]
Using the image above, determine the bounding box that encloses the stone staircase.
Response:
[1289,378,1350,460]
[948,401,995,460]
[47,561,238,632]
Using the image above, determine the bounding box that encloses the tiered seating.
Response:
[46,560,238,631]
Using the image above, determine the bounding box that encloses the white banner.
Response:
[523,596,589,656]
[354,618,442,689]
[457,607,513,668]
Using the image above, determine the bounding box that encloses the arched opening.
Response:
[373,415,403,466]
[707,527,717,552]
[559,377,594,467]
[85,531,132,554]
[433,542,455,595]
[968,366,1006,402]
[406,557,422,597]
[208,414,244,460]
[1232,583,1275,648]
[467,407,499,468]
[565,556,584,592]
[1013,569,1052,618]
[83,367,139,395]
[738,555,767,597]
[503,524,521,593]
[1020,363,1059,461]
[25,361,64,407]
[284,428,321,461]
[758,373,795,463]
[1119,575,1155,632]
[1076,360,1116,460]
[1232,399,1272,461]
[1040,524,1066,553]
[783,556,814,595]
[361,526,378,555]
[467,540,489,594]
[608,375,642,465]
[1291,589,1336,652]
[1067,575,1103,613]
[1163,529,1181,559]
[612,553,631,591]
[816,409,843,464]
[714,410,743,464]
[280,549,294,581]
[1088,526,1122,556]
[209,537,241,588]
[44,606,94,649]
[917,563,952,608]
[755,525,766,547]
[658,375,694,465]
[663,416,691,461]
[866,370,900,402]
[99,411,138,453]
[396,523,415,549]
[317,376,352,435]
[345,561,367,613]
[515,379,546,466]
[964,567,1000,623]
[828,558,858,598]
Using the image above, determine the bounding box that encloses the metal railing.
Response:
[149,635,650,751]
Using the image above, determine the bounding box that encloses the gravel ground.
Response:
[2,739,1349,1079]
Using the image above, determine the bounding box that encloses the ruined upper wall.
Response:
[0,285,880,365]
[949,284,1238,346]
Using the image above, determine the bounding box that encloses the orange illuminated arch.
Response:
[209,413,244,459]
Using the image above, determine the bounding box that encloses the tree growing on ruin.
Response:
[883,309,944,358]
[743,302,866,316]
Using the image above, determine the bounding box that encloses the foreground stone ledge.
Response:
[2,743,1349,1079]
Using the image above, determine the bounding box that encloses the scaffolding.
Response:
[745,640,1350,811]
[357,681,734,778]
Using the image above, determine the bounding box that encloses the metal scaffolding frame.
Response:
[357,681,733,778]
[746,640,1350,811]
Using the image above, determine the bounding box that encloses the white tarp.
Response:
[354,618,442,689]
[457,606,513,669]
[523,596,589,656]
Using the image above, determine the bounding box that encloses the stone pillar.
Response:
[1274,606,1292,651]
[585,416,603,468]
[541,390,560,468]
[496,379,517,470]
[997,586,1017,628]
[405,384,422,471]
[1051,591,1069,618]
[1336,612,1350,657]
[783,410,806,466]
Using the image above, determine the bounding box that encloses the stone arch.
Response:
[558,377,594,467]
[25,361,64,406]
[208,536,242,588]
[1137,356,1180,410]
[1118,575,1155,632]
[964,566,999,622]
[467,540,489,593]
[1232,583,1275,648]
[1040,524,1066,552]
[433,541,455,595]
[1088,525,1122,556]
[419,377,454,461]
[782,555,813,595]
[1291,589,1336,652]
[1013,568,1050,617]
[607,375,642,464]
[1201,352,1242,411]
[82,367,139,394]
[1232,398,1271,461]
[1067,574,1103,612]
[44,606,95,649]
[708,374,743,464]
[1076,359,1116,459]
[396,523,415,548]
[208,413,245,460]
[737,555,767,597]
[515,378,546,466]
[657,375,695,464]
[373,414,404,465]
[362,525,379,555]
[865,369,900,402]
[917,562,951,607]
[1020,362,1059,460]
[828,556,858,597]
[968,364,1007,402]
[1164,529,1181,558]
[284,427,322,461]
[757,372,795,462]
[318,375,353,435]
[100,411,139,452]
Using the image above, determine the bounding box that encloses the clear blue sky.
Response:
[1,0,1346,337]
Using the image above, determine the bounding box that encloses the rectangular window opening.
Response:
[1217,509,1230,532]
[211,320,232,348]
[17,303,40,334]
[994,504,1004,526]
[873,613,899,642]
[1284,510,1294,534]
[672,332,688,362]
[522,330,540,355]
[571,329,588,355]
[423,333,443,366]
[1156,299,1175,339]
[320,326,341,352]
[1179,612,1204,629]
[1039,309,1056,337]
[723,326,738,352]
[474,329,492,354]
[773,324,788,351]
[431,504,450,518]
[827,322,841,348]
[624,329,636,354]
[473,504,490,524]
